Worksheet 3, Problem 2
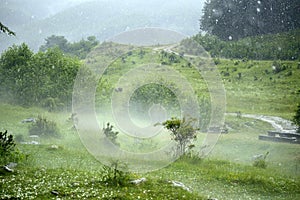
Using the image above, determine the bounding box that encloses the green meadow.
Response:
[1,40,300,199]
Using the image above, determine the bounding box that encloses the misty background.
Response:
[0,0,204,52]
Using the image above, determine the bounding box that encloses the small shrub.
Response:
[237,72,242,79]
[0,130,25,165]
[179,151,203,165]
[0,130,15,158]
[272,60,286,74]
[285,71,293,76]
[253,152,269,169]
[101,160,131,187]
[242,57,248,62]
[213,57,220,65]
[102,122,119,146]
[253,159,267,169]
[247,63,254,68]
[29,115,59,137]
[42,97,64,112]
[234,60,240,65]
[223,71,230,76]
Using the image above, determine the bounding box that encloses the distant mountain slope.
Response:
[0,0,87,25]
[0,0,204,52]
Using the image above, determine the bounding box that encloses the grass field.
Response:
[1,43,300,199]
[1,103,299,199]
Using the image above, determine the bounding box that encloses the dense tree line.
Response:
[39,35,99,59]
[181,29,300,60]
[200,0,300,41]
[0,43,81,110]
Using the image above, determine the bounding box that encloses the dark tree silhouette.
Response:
[0,22,15,36]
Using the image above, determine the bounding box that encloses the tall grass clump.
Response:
[29,115,59,137]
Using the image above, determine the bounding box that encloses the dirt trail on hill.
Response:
[226,113,297,133]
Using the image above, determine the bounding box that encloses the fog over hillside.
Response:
[0,0,204,52]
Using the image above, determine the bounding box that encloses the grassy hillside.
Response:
[88,42,300,119]
[0,102,299,199]
[216,59,300,119]
[1,38,300,199]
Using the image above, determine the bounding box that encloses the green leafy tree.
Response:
[39,35,68,52]
[200,0,300,41]
[293,104,300,133]
[39,35,99,59]
[0,43,81,109]
[0,43,34,103]
[67,36,99,59]
[162,117,198,156]
[32,47,81,109]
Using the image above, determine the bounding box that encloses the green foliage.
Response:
[39,35,99,59]
[183,29,300,60]
[200,0,300,40]
[101,160,131,187]
[102,122,119,146]
[293,104,300,133]
[1,103,300,199]
[29,115,59,137]
[130,83,180,118]
[0,43,81,109]
[39,35,68,52]
[178,152,203,165]
[0,167,203,199]
[253,159,267,169]
[271,60,288,74]
[162,117,198,156]
[253,152,269,169]
[0,130,25,166]
[0,43,33,101]
[0,130,15,157]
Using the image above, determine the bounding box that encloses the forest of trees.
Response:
[39,35,99,59]
[182,29,300,60]
[200,0,300,41]
[0,43,81,111]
